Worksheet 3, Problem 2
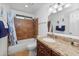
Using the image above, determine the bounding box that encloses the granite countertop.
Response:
[37,36,79,56]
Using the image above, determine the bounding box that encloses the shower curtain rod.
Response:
[16,14,33,19]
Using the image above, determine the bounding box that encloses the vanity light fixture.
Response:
[49,8,57,14]
[25,5,28,7]
[60,3,64,6]
[49,3,71,14]
[53,4,58,8]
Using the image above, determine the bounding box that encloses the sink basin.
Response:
[43,37,56,43]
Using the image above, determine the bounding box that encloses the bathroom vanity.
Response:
[37,34,79,56]
[37,40,61,56]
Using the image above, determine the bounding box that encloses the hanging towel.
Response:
[7,11,17,45]
[56,25,65,31]
[0,21,8,38]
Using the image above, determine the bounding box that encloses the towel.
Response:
[0,21,8,38]
[56,25,65,31]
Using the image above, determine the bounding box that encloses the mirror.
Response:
[48,3,79,37]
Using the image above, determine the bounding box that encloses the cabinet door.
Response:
[37,40,52,56]
[37,40,61,56]
[52,50,61,56]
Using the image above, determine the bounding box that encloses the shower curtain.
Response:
[0,4,17,45]
[7,10,17,45]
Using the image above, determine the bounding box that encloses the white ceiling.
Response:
[7,3,46,14]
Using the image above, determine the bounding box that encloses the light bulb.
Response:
[49,7,53,11]
[58,7,63,11]
[64,4,71,8]
[53,4,58,8]
[25,5,28,7]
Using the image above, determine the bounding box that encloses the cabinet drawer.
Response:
[52,50,61,56]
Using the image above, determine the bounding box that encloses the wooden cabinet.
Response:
[51,50,61,56]
[37,40,61,56]
[37,40,52,56]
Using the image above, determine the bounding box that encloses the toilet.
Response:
[18,38,37,50]
[18,38,37,56]
[8,38,37,56]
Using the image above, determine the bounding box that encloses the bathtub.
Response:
[8,38,37,55]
